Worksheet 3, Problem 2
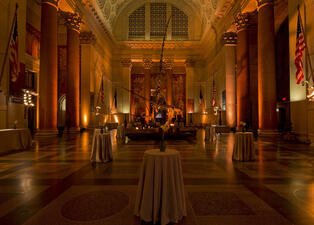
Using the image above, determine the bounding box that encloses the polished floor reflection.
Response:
[0,130,314,224]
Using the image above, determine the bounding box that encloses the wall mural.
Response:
[151,73,167,106]
[131,74,146,116]
[172,74,186,112]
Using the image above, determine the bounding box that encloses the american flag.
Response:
[9,16,19,83]
[212,80,216,107]
[295,12,306,84]
[114,88,117,108]
[199,86,203,108]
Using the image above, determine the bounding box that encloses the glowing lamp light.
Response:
[83,114,87,125]
[114,115,119,123]
[282,97,286,101]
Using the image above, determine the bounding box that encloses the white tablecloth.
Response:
[0,129,32,152]
[90,129,112,163]
[232,132,255,161]
[135,149,186,225]
[205,126,216,142]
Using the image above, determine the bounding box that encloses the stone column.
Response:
[165,59,174,106]
[257,0,277,133]
[120,58,131,114]
[62,12,82,130]
[39,0,59,130]
[185,59,195,124]
[143,59,152,122]
[235,12,257,128]
[223,32,237,128]
[80,32,96,128]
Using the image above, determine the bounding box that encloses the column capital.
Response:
[164,58,174,70]
[42,0,59,8]
[80,31,96,45]
[223,32,237,46]
[120,58,131,67]
[234,11,257,31]
[257,0,274,9]
[60,11,82,32]
[143,58,153,70]
[185,58,195,67]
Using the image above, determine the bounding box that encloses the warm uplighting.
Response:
[83,114,88,125]
[114,115,119,123]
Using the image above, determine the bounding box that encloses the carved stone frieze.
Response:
[80,31,96,45]
[122,41,201,50]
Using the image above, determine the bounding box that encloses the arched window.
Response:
[150,3,167,37]
[172,6,188,38]
[128,3,188,40]
[128,6,145,38]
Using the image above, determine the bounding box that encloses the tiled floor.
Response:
[0,130,314,224]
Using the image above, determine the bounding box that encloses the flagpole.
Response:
[0,4,18,89]
[298,5,314,83]
[298,5,311,144]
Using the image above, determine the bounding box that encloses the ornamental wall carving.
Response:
[121,41,201,50]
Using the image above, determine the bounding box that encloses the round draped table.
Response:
[90,129,113,163]
[0,129,32,152]
[134,149,186,225]
[205,126,216,142]
[232,132,255,161]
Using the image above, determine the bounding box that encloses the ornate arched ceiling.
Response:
[94,0,219,31]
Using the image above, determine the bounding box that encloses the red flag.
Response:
[212,80,216,107]
[295,12,306,84]
[9,16,19,83]
[100,78,104,106]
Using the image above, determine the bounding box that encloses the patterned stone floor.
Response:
[0,130,314,224]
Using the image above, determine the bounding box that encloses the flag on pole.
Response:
[212,80,216,107]
[295,12,306,84]
[114,88,117,108]
[100,78,104,106]
[9,13,19,83]
[199,86,203,108]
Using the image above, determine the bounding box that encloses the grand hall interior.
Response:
[0,0,314,224]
